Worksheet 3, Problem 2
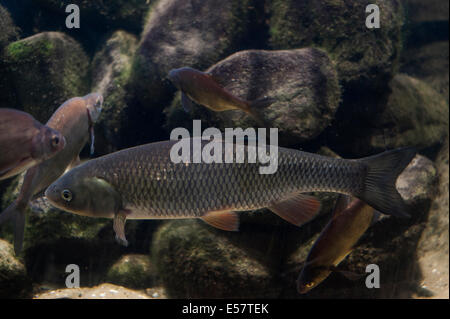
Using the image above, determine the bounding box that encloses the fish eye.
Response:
[305,282,315,288]
[61,189,73,202]
[51,136,60,147]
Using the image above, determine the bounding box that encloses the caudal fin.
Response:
[0,202,26,255]
[356,147,416,218]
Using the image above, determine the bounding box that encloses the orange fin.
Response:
[268,193,321,226]
[201,210,239,231]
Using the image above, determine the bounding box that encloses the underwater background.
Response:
[0,0,448,299]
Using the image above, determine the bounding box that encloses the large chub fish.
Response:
[45,139,415,246]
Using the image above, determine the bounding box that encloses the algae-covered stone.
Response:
[129,0,256,135]
[105,254,157,289]
[166,48,341,144]
[268,0,404,87]
[0,5,19,49]
[34,0,151,33]
[91,30,138,154]
[404,0,449,23]
[338,74,449,156]
[0,239,32,298]
[416,138,449,298]
[401,41,449,102]
[2,32,89,123]
[152,220,284,298]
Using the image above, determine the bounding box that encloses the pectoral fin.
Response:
[113,210,131,247]
[201,210,239,231]
[268,193,321,227]
[181,92,193,112]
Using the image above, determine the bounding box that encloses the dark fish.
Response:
[45,139,415,247]
[167,67,274,120]
[296,196,377,294]
[0,108,66,180]
[0,93,103,254]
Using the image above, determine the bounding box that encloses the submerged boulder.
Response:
[401,41,449,102]
[34,0,151,33]
[1,32,89,123]
[330,74,449,156]
[166,48,341,144]
[152,220,285,298]
[91,30,138,154]
[0,239,31,298]
[0,5,19,49]
[105,254,157,289]
[128,0,256,144]
[268,0,404,88]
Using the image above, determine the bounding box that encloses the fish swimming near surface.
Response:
[296,196,378,294]
[0,93,103,254]
[0,108,66,180]
[45,139,415,247]
[167,67,274,122]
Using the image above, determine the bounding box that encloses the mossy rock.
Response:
[0,5,19,49]
[165,48,341,145]
[34,0,151,33]
[0,239,32,298]
[357,74,448,155]
[127,0,256,145]
[91,30,138,154]
[2,32,89,123]
[268,0,404,88]
[105,254,157,289]
[152,219,285,298]
[401,41,449,102]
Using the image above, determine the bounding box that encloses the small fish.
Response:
[167,67,274,121]
[45,139,414,247]
[0,93,103,254]
[0,108,66,180]
[296,196,378,294]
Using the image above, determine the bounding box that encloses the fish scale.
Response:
[69,140,364,219]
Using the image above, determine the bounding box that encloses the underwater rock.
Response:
[91,30,138,154]
[34,0,151,33]
[105,254,157,289]
[336,74,449,156]
[401,41,449,102]
[404,0,449,23]
[0,5,19,49]
[416,138,449,298]
[128,0,255,143]
[152,220,285,298]
[0,239,32,298]
[166,48,341,144]
[1,32,89,123]
[268,0,404,88]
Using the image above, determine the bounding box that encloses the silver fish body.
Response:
[45,139,415,246]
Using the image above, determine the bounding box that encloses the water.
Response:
[0,0,448,300]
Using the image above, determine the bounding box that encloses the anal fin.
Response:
[268,193,321,227]
[201,210,239,231]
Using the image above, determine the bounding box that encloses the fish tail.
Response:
[244,97,275,127]
[0,202,26,255]
[356,147,417,218]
